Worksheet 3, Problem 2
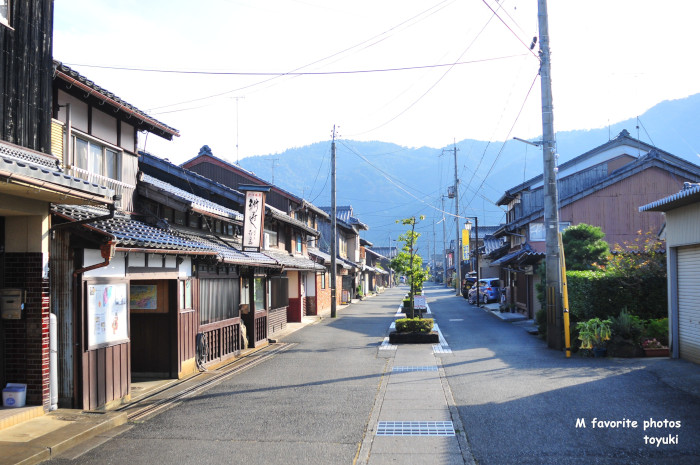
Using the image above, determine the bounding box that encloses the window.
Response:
[321,272,326,289]
[339,236,347,257]
[253,278,265,312]
[270,275,289,309]
[264,225,278,247]
[199,278,240,325]
[529,222,545,241]
[0,1,10,28]
[73,135,121,180]
[179,279,193,310]
[187,213,199,229]
[296,232,303,253]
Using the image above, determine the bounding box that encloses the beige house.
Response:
[640,182,700,365]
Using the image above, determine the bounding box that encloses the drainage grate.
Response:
[392,366,438,372]
[377,421,455,436]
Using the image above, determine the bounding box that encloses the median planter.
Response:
[389,318,439,344]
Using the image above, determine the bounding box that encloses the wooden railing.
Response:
[253,311,267,347]
[199,319,241,365]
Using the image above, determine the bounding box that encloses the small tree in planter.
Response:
[390,216,427,319]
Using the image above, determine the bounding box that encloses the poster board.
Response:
[414,295,427,310]
[87,283,128,348]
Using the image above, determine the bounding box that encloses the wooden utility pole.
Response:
[330,126,338,318]
[538,0,563,349]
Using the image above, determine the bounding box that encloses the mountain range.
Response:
[238,93,700,249]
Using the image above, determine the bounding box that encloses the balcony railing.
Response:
[67,166,135,210]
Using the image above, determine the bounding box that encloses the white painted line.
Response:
[432,322,452,354]
[379,336,397,351]
[449,318,463,322]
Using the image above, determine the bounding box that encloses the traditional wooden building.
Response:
[182,148,328,321]
[493,130,700,318]
[0,2,116,412]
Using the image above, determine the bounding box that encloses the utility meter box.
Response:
[0,289,25,320]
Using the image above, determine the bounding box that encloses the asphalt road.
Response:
[51,288,401,465]
[426,283,700,465]
[50,284,700,464]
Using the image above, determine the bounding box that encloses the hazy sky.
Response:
[53,0,700,165]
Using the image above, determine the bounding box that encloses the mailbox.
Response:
[0,289,25,320]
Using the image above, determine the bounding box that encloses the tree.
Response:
[561,223,609,271]
[390,216,427,318]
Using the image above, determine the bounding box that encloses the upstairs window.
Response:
[296,232,303,253]
[73,135,121,180]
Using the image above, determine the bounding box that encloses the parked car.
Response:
[461,274,477,298]
[467,278,501,304]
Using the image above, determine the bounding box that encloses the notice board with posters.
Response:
[87,282,129,349]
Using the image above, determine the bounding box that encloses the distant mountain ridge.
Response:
[238,93,700,248]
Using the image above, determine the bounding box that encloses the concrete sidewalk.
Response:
[358,344,473,465]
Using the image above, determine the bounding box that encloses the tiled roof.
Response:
[140,174,243,222]
[319,205,369,230]
[263,249,325,271]
[1,141,113,199]
[54,61,179,139]
[52,205,278,266]
[639,182,700,212]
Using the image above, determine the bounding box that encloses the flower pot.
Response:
[593,347,607,358]
[643,347,669,357]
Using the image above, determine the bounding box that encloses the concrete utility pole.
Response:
[330,126,338,318]
[538,0,563,349]
[441,195,448,287]
[453,144,461,297]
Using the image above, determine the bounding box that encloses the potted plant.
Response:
[576,318,612,357]
[641,338,669,357]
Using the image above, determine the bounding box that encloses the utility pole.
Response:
[441,195,448,287]
[233,96,245,164]
[330,126,338,318]
[269,158,280,184]
[453,143,461,297]
[538,0,563,350]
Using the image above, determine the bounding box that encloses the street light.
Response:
[464,218,480,307]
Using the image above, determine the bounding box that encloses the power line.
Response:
[64,54,526,77]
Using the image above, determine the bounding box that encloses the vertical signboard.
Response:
[462,228,470,261]
[243,190,264,251]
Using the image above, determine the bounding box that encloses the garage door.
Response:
[678,245,700,364]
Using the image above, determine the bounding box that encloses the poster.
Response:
[87,283,128,348]
[130,284,158,310]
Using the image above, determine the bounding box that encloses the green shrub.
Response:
[644,318,669,346]
[395,318,434,333]
[535,308,547,339]
[609,309,645,343]
[567,270,667,323]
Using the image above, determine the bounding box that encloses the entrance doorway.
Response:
[129,280,176,378]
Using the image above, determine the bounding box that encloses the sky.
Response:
[53,0,700,167]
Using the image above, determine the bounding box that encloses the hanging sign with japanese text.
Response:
[243,190,264,251]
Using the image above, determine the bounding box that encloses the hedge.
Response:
[567,270,667,322]
[395,318,434,333]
